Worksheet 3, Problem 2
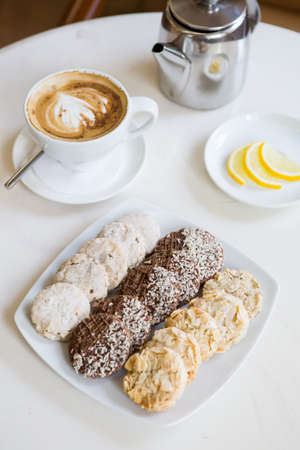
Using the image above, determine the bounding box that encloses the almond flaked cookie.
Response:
[79,237,127,290]
[202,269,262,319]
[165,307,221,361]
[190,291,249,352]
[97,221,146,268]
[69,311,130,378]
[117,212,161,254]
[54,253,108,302]
[144,327,201,383]
[123,346,187,411]
[31,282,90,341]
[90,295,151,352]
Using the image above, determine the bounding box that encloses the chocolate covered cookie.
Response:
[120,263,180,326]
[91,295,151,352]
[153,228,224,285]
[69,312,130,378]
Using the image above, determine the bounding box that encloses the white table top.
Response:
[1,12,299,450]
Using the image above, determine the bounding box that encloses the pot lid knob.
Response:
[169,0,247,31]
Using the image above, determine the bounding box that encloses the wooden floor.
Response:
[0,0,299,49]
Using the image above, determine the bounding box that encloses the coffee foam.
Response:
[27,71,127,141]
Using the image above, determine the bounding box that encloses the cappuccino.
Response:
[26,71,127,141]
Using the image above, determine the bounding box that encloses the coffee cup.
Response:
[24,69,159,171]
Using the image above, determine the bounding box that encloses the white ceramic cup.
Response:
[24,68,159,171]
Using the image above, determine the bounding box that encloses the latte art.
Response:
[27,71,127,141]
[44,89,109,138]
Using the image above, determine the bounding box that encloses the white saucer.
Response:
[204,113,300,208]
[13,127,145,204]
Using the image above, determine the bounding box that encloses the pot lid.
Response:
[169,0,246,31]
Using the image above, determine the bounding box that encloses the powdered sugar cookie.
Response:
[117,212,160,254]
[203,269,262,318]
[92,295,151,352]
[97,221,146,268]
[190,291,249,352]
[165,307,221,361]
[69,311,130,378]
[123,346,187,411]
[145,327,201,383]
[54,253,108,302]
[31,282,90,341]
[80,237,127,290]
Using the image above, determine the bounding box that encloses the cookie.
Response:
[97,221,146,268]
[54,253,108,302]
[202,269,262,318]
[117,212,160,254]
[79,237,127,290]
[145,327,201,383]
[190,291,249,352]
[123,346,187,411]
[153,229,184,255]
[165,307,221,361]
[31,282,90,341]
[91,295,151,352]
[69,311,130,378]
[90,297,112,314]
[120,263,180,325]
[153,251,201,306]
[153,228,224,284]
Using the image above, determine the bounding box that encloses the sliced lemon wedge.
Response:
[259,142,300,181]
[244,142,283,190]
[227,145,251,185]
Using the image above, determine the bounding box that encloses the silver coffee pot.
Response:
[152,0,260,109]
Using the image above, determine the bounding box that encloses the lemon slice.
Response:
[227,145,251,185]
[244,143,283,190]
[259,142,300,181]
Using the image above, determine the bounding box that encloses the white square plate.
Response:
[15,198,279,426]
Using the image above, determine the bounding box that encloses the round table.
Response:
[1,13,299,450]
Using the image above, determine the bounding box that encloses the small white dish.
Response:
[14,198,279,426]
[12,127,146,204]
[204,113,300,208]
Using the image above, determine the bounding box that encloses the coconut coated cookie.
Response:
[120,262,180,325]
[97,221,146,268]
[31,282,90,341]
[69,311,130,378]
[153,228,224,284]
[80,237,127,290]
[54,253,108,302]
[117,212,160,254]
[91,295,151,352]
